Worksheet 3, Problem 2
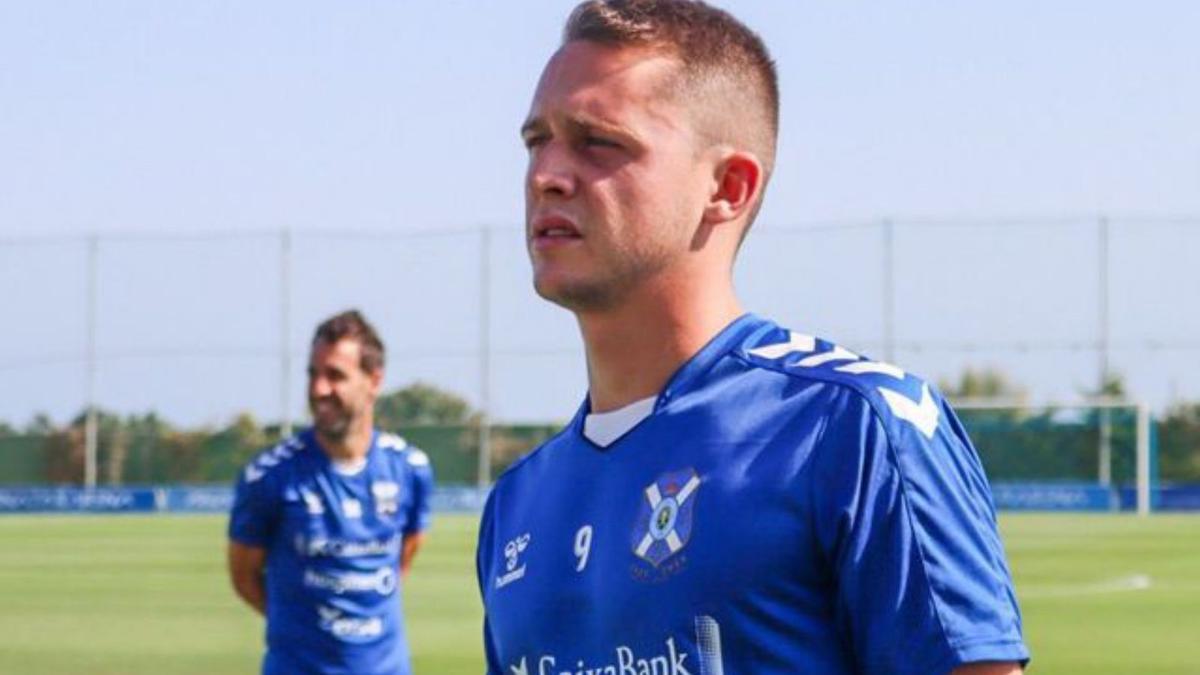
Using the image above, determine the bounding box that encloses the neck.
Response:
[315,416,374,462]
[576,271,742,413]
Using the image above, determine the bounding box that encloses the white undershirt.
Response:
[331,457,367,476]
[583,395,657,448]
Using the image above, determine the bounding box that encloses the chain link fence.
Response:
[1,217,1198,487]
[0,422,562,487]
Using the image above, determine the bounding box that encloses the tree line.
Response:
[0,383,558,486]
[1,374,1198,486]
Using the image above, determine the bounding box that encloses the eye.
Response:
[522,133,548,151]
[583,135,620,149]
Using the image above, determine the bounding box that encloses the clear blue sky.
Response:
[1,1,1198,426]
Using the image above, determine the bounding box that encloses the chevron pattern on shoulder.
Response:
[747,332,940,439]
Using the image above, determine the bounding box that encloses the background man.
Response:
[229,309,434,675]
[476,1,1028,673]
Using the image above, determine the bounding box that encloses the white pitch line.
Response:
[1020,574,1153,599]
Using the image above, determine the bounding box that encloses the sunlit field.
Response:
[1,513,1197,674]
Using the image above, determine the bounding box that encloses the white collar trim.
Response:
[583,395,657,448]
[331,457,367,476]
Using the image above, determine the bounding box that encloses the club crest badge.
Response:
[631,468,701,567]
[371,481,400,516]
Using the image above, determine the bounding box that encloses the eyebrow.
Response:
[520,113,637,144]
[519,117,545,139]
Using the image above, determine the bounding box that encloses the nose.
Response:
[528,141,576,200]
[310,375,332,398]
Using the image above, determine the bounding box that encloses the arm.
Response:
[483,616,504,675]
[477,490,503,674]
[227,540,268,616]
[400,531,426,579]
[400,446,435,579]
[811,390,1029,673]
[952,664,1023,675]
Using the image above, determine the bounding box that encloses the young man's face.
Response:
[307,338,381,441]
[522,41,712,311]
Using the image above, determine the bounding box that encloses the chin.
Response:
[315,421,350,440]
[534,276,620,312]
[532,276,565,304]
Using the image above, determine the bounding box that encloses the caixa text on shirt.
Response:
[294,533,401,558]
[510,637,692,675]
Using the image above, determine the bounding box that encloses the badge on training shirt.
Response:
[631,468,701,568]
[372,481,401,516]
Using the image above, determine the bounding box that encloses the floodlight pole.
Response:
[84,234,99,489]
[477,227,492,489]
[280,228,293,438]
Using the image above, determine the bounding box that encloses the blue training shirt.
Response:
[477,314,1028,674]
[230,428,434,675]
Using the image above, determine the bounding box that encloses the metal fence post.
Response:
[1098,216,1112,486]
[1136,403,1151,516]
[84,234,99,488]
[882,218,896,363]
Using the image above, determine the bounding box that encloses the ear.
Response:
[367,368,385,395]
[702,151,763,227]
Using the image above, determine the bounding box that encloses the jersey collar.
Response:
[570,313,772,444]
[653,312,771,410]
[303,427,381,468]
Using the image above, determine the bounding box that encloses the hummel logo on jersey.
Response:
[496,533,531,589]
[301,489,324,515]
[632,469,700,567]
[510,637,692,675]
[342,498,363,519]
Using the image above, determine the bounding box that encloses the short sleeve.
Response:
[228,463,279,547]
[810,390,1029,674]
[404,448,435,535]
[476,489,503,674]
[483,616,504,675]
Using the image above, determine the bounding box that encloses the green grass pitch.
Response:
[1,512,1197,673]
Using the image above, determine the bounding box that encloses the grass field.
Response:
[1,513,1198,674]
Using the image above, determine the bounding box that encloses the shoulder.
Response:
[377,431,432,470]
[734,327,948,444]
[231,433,311,516]
[238,433,309,488]
[488,423,576,498]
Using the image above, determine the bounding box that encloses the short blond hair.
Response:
[564,0,779,181]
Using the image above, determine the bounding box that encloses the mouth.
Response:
[530,214,583,247]
[312,398,342,417]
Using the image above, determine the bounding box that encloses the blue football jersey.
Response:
[229,429,434,675]
[477,314,1028,674]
